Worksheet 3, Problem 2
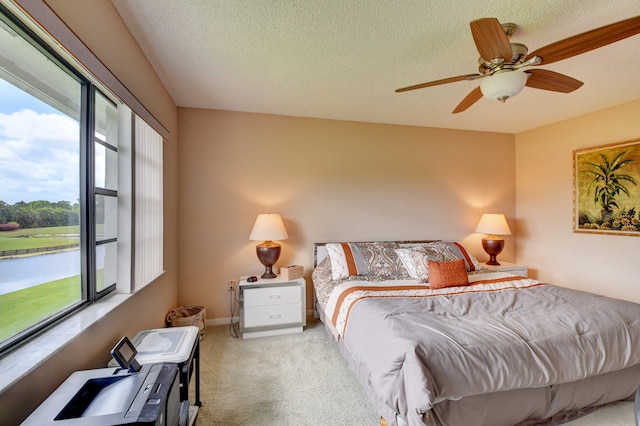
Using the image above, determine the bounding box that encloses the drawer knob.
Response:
[269,314,282,319]
[269,295,281,299]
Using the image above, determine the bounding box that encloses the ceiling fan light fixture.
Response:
[480,70,528,102]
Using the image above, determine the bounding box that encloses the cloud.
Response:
[0,109,80,204]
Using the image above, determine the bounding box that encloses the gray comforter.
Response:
[328,275,640,425]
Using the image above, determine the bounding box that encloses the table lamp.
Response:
[249,213,289,278]
[475,213,511,265]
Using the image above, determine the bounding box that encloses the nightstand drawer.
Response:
[482,262,528,278]
[244,303,303,327]
[504,267,527,277]
[244,286,302,308]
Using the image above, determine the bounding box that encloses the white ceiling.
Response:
[111,0,640,134]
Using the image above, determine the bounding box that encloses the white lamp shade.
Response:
[475,213,511,236]
[249,213,289,241]
[480,71,528,101]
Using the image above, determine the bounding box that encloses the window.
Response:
[94,91,119,295]
[0,4,163,356]
[0,6,87,353]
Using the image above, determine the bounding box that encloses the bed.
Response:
[311,240,640,426]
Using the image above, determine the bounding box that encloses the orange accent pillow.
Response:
[427,259,469,289]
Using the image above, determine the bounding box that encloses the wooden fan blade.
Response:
[526,16,640,65]
[395,74,478,93]
[470,18,513,62]
[452,86,483,114]
[525,69,583,93]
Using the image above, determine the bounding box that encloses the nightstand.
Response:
[482,261,528,277]
[239,276,306,339]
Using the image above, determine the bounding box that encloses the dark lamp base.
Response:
[256,241,281,279]
[260,270,277,279]
[482,237,505,266]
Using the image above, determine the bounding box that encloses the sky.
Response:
[0,79,81,205]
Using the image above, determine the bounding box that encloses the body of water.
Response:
[0,246,104,295]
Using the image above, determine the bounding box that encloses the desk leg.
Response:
[195,338,201,407]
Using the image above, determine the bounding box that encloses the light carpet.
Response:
[193,320,635,426]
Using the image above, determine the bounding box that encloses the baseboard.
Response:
[206,317,236,326]
[205,309,316,327]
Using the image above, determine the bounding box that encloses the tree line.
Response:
[0,200,80,230]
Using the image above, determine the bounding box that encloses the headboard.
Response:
[313,240,439,268]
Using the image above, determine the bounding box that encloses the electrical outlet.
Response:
[228,280,235,291]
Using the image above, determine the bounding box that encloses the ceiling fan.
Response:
[395,16,640,113]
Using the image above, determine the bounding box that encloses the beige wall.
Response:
[0,1,179,423]
[12,2,640,423]
[177,108,516,319]
[516,99,640,303]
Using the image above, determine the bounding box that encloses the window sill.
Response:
[0,292,132,395]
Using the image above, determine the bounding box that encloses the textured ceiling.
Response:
[111,0,640,134]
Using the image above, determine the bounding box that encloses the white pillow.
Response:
[325,242,368,281]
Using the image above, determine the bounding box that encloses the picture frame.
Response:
[573,138,640,236]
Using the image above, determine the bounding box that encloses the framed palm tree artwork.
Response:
[574,138,640,235]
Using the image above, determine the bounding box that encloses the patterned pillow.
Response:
[395,246,445,282]
[326,242,368,280]
[427,259,469,289]
[425,241,481,272]
[311,257,337,309]
[357,242,410,278]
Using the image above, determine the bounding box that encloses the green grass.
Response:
[0,275,81,341]
[0,225,79,252]
[1,225,108,343]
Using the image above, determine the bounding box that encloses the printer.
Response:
[22,337,187,426]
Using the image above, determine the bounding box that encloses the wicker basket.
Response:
[280,265,303,280]
[166,305,206,340]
